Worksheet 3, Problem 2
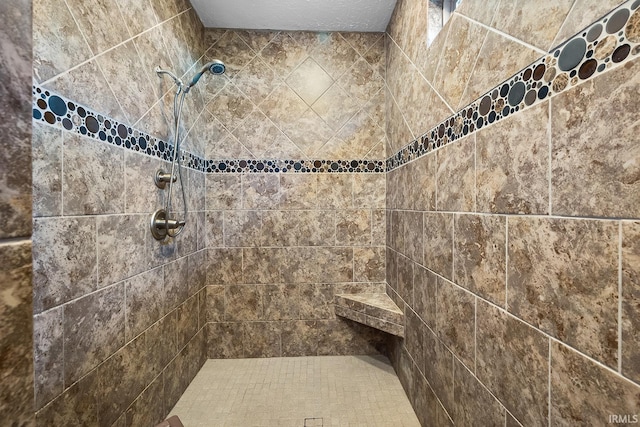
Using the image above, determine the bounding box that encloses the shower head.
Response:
[186,60,225,91]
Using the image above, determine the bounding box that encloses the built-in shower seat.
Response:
[334,293,404,337]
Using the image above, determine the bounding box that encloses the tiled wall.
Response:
[200,30,390,359]
[199,29,385,161]
[204,172,388,358]
[1,0,34,425]
[32,0,209,425]
[385,0,640,425]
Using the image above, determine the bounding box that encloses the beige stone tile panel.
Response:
[476,300,548,426]
[508,216,619,368]
[551,341,640,425]
[33,0,92,82]
[476,101,550,215]
[622,221,640,383]
[551,59,640,218]
[492,0,574,51]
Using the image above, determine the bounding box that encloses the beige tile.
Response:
[34,306,63,410]
[436,279,475,368]
[337,109,386,159]
[460,31,541,110]
[476,300,548,426]
[242,174,280,209]
[453,357,506,426]
[337,57,385,108]
[97,215,147,288]
[65,0,130,54]
[413,265,437,330]
[282,109,334,158]
[205,174,241,210]
[476,102,550,215]
[312,84,360,131]
[436,135,476,212]
[205,31,256,77]
[36,369,99,426]
[454,214,506,306]
[260,82,309,129]
[32,123,62,217]
[551,59,640,218]
[422,327,455,416]
[63,285,125,385]
[431,15,487,110]
[225,285,262,321]
[623,221,640,382]
[33,0,92,82]
[551,341,640,425]
[234,56,280,105]
[310,33,359,79]
[124,267,164,341]
[508,217,619,368]
[260,32,310,77]
[32,217,97,312]
[232,109,283,158]
[286,57,334,105]
[115,0,158,36]
[279,174,317,209]
[206,82,255,133]
[207,248,242,286]
[336,209,372,245]
[454,0,500,26]
[44,59,127,123]
[492,0,575,51]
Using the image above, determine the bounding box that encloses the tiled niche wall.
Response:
[0,0,34,425]
[199,29,390,358]
[385,0,640,425]
[32,0,210,425]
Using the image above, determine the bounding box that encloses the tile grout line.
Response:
[619,221,623,374]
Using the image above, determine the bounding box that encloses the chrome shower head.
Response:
[186,60,226,91]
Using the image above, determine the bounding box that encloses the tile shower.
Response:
[0,0,639,426]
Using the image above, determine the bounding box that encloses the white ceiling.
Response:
[190,0,398,32]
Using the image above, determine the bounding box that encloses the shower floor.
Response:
[169,355,421,427]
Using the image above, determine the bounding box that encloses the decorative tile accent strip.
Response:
[386,0,640,172]
[205,158,384,173]
[32,86,384,174]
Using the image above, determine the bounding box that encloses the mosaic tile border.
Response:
[32,86,384,174]
[386,0,640,171]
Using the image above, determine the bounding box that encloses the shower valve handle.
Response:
[154,169,177,189]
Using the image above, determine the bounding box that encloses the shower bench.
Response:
[334,293,404,337]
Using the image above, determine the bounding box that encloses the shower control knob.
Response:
[154,169,177,189]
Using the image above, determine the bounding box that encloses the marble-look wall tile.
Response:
[404,309,425,370]
[98,334,150,427]
[63,285,125,385]
[147,312,177,375]
[64,0,129,54]
[32,0,92,82]
[551,0,624,48]
[454,214,506,306]
[353,247,385,282]
[242,248,284,284]
[622,221,640,382]
[123,152,165,214]
[551,59,640,218]
[460,31,541,110]
[476,300,548,426]
[34,306,64,410]
[453,357,506,426]
[431,15,488,110]
[397,255,414,306]
[164,256,190,312]
[36,369,99,426]
[176,295,199,350]
[279,174,317,209]
[508,217,619,368]
[32,216,97,313]
[436,134,476,212]
[63,133,124,215]
[243,322,282,358]
[551,341,640,425]
[422,327,455,416]
[492,0,575,51]
[423,212,453,280]
[32,123,63,217]
[262,284,299,320]
[124,267,164,341]
[403,211,423,263]
[336,209,372,246]
[97,215,147,288]
[206,174,242,210]
[413,264,437,330]
[436,279,475,369]
[476,102,550,215]
[207,248,242,286]
[124,375,164,427]
[207,322,244,358]
[225,285,262,321]
[0,241,33,423]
